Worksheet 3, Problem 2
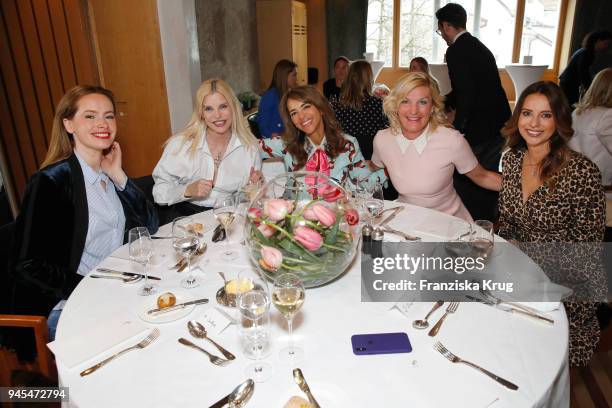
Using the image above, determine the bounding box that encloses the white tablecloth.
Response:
[54,203,569,408]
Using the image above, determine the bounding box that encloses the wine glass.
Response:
[471,219,494,260]
[172,216,201,289]
[128,227,157,296]
[214,195,238,261]
[445,220,473,258]
[238,270,272,382]
[364,183,384,224]
[272,273,305,362]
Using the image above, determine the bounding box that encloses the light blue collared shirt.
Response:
[75,153,126,276]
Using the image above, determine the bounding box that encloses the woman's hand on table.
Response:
[184,179,213,198]
[101,142,128,187]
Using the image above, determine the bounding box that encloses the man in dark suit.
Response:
[436,3,511,221]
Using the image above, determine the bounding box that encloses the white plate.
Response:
[137,289,195,324]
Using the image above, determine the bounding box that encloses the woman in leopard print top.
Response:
[498,81,605,367]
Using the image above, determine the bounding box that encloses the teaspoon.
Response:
[412,300,444,329]
[188,320,236,360]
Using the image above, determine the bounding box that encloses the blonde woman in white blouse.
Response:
[153,79,261,216]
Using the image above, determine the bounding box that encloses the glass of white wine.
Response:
[272,273,305,362]
[363,182,384,224]
[128,227,156,296]
[214,195,238,261]
[172,216,201,289]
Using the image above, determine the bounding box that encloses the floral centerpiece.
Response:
[244,172,360,288]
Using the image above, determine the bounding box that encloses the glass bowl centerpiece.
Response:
[244,172,360,288]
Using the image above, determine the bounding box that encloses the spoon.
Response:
[228,379,255,407]
[412,300,444,329]
[187,320,236,360]
[218,271,228,287]
[293,368,320,408]
[178,338,229,366]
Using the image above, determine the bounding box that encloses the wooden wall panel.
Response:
[0,0,99,207]
[88,0,171,178]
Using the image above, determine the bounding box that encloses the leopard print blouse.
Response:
[498,148,605,367]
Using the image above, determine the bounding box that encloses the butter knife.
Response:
[466,295,554,325]
[147,298,209,315]
[378,206,403,226]
[96,268,161,281]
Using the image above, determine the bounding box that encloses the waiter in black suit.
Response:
[435,3,511,221]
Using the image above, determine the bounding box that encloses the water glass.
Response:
[239,290,272,382]
[471,219,494,260]
[172,216,201,289]
[128,227,157,296]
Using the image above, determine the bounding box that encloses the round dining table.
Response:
[53,202,569,408]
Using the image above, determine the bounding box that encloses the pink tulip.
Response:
[318,184,344,202]
[260,246,283,271]
[294,226,323,251]
[310,204,336,227]
[302,207,318,221]
[258,223,276,238]
[263,199,292,221]
[344,208,359,226]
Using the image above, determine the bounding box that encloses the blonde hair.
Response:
[173,78,257,156]
[383,72,448,134]
[41,85,116,169]
[575,68,612,114]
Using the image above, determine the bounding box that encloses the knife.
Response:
[466,295,554,325]
[147,298,209,315]
[378,206,403,226]
[96,268,161,280]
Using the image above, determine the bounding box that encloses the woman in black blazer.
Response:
[8,85,158,333]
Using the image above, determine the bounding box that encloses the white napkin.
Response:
[48,317,149,369]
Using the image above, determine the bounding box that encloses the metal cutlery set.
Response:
[411,300,522,391]
[368,206,422,241]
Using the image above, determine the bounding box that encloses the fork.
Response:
[80,328,160,376]
[428,302,459,337]
[178,338,230,366]
[433,342,519,390]
[381,224,422,241]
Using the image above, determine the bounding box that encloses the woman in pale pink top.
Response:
[371,72,501,221]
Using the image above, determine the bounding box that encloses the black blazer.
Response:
[7,154,159,317]
[445,32,511,168]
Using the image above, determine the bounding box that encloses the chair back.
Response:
[132,175,174,226]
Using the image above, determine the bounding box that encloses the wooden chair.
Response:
[0,315,55,386]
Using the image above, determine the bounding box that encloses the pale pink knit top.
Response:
[372,126,477,221]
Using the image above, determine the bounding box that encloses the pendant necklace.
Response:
[524,154,541,177]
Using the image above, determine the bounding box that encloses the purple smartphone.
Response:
[351,332,412,355]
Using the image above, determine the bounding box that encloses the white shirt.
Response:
[152,131,262,207]
[570,107,612,187]
[452,30,467,44]
[394,124,431,155]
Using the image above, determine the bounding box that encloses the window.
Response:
[366,0,564,69]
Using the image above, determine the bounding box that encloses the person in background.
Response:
[8,85,159,341]
[323,56,350,100]
[409,57,429,73]
[560,30,612,108]
[569,68,612,243]
[371,72,501,222]
[258,59,298,138]
[497,81,605,367]
[153,79,262,217]
[435,3,511,221]
[260,85,385,188]
[330,60,389,160]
